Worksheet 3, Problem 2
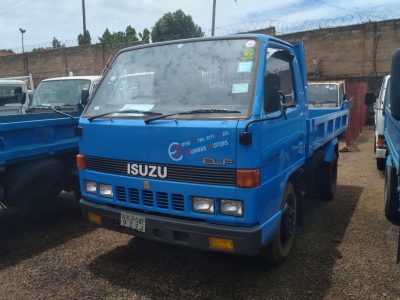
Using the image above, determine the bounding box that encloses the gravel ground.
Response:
[0,126,399,299]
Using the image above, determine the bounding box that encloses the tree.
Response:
[31,47,45,52]
[78,30,91,45]
[151,10,204,42]
[126,25,139,42]
[139,28,151,43]
[99,28,113,44]
[0,49,14,55]
[52,37,65,48]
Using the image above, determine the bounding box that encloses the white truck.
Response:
[0,79,30,115]
[308,81,346,108]
[374,75,390,171]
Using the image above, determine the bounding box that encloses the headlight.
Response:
[85,181,97,194]
[220,199,243,217]
[99,184,113,198]
[192,196,214,214]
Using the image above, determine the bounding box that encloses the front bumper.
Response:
[376,148,386,159]
[80,199,262,256]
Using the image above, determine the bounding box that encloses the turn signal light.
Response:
[88,212,102,225]
[76,154,87,169]
[377,136,384,148]
[208,237,234,251]
[236,169,260,188]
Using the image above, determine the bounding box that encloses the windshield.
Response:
[308,84,339,104]
[0,84,25,106]
[85,38,258,118]
[31,79,90,107]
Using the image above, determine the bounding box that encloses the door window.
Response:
[264,48,296,113]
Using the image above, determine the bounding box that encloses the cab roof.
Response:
[42,76,101,82]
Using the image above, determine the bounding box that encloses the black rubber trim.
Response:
[80,198,261,256]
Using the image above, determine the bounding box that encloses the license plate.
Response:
[120,212,146,232]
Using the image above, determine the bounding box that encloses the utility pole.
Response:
[211,0,216,36]
[82,0,87,35]
[19,27,26,53]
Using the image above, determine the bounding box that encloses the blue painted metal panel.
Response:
[0,112,79,165]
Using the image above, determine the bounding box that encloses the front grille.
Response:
[86,156,236,186]
[142,190,154,206]
[114,186,185,212]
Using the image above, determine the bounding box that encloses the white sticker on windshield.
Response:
[245,40,256,48]
[232,83,249,94]
[122,104,154,111]
[94,106,100,111]
[237,61,253,73]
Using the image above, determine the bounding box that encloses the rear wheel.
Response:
[317,153,338,201]
[260,181,297,264]
[3,159,63,207]
[377,158,386,171]
[384,164,400,223]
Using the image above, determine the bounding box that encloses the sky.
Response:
[0,0,398,52]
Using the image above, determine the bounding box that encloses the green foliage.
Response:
[151,10,204,42]
[126,25,139,42]
[52,37,65,49]
[99,25,141,45]
[139,28,151,43]
[31,47,45,52]
[0,49,14,54]
[78,30,92,45]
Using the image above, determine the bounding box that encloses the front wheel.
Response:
[384,164,400,223]
[260,181,297,264]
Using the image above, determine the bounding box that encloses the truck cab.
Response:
[30,76,101,114]
[78,35,347,263]
[0,79,29,115]
[308,81,346,109]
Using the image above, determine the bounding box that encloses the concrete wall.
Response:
[278,19,400,81]
[0,41,144,85]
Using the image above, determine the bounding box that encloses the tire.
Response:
[377,158,386,171]
[3,158,63,207]
[317,153,338,201]
[260,181,297,264]
[384,164,400,223]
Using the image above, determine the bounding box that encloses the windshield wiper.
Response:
[87,109,163,122]
[28,104,52,111]
[144,109,241,124]
[54,104,77,108]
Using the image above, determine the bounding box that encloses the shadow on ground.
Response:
[88,184,363,299]
[0,192,95,269]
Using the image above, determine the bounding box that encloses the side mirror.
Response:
[391,48,400,120]
[20,92,26,104]
[81,89,90,106]
[14,87,22,94]
[364,92,376,105]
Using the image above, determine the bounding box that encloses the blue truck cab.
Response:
[78,35,348,263]
[382,49,400,223]
[0,76,100,207]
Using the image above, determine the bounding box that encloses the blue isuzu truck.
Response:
[77,35,348,263]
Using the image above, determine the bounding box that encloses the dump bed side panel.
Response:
[306,104,349,158]
[0,113,79,165]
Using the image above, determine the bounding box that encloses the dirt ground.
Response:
[0,126,399,299]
